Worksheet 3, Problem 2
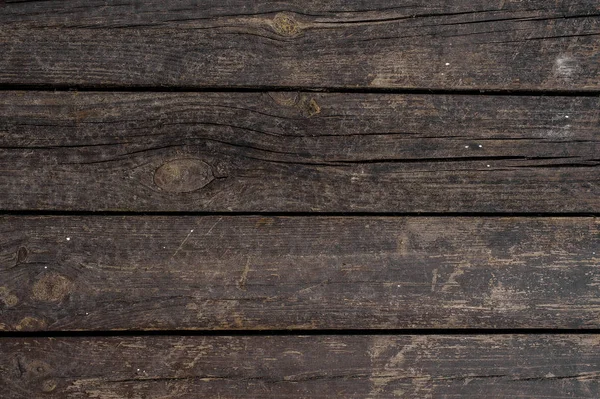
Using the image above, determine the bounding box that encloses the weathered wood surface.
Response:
[1,1,599,90]
[1,92,598,212]
[0,216,597,331]
[2,335,600,398]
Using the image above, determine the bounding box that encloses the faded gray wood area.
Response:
[2,335,600,398]
[1,1,599,398]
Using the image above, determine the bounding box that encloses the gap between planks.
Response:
[1,85,600,96]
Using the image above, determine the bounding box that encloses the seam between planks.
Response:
[1,85,600,97]
[3,329,600,338]
[0,211,598,217]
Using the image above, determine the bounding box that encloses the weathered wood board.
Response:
[2,2,600,397]
[2,335,600,398]
[1,1,599,90]
[0,216,597,331]
[1,92,598,212]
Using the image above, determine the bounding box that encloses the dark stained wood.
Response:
[1,91,598,212]
[1,1,599,90]
[3,3,599,396]
[2,335,600,398]
[0,216,597,331]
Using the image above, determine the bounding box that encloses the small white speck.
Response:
[465,145,469,148]
[397,285,401,288]
[163,246,166,249]
[190,229,194,233]
[137,369,140,372]
[445,62,450,66]
[486,165,491,167]
[66,237,71,241]
[44,266,48,269]
[565,115,569,118]
[441,73,445,76]
[85,312,89,315]
[478,144,482,148]
[593,252,596,255]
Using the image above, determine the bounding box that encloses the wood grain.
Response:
[1,91,598,212]
[2,335,600,398]
[0,216,597,331]
[1,0,599,90]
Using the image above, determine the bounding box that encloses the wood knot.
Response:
[41,379,58,393]
[32,273,72,302]
[304,98,321,117]
[273,13,300,36]
[268,93,321,117]
[25,359,52,376]
[0,286,18,307]
[15,317,47,331]
[154,158,214,193]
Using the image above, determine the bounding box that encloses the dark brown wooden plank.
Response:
[1,92,598,212]
[1,1,599,90]
[0,216,597,331]
[2,335,600,398]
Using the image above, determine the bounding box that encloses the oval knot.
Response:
[154,159,214,193]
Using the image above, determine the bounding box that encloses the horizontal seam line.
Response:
[0,85,599,97]
[2,329,600,338]
[0,211,598,217]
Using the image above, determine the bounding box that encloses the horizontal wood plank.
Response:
[1,1,599,90]
[2,335,600,398]
[0,216,597,331]
[1,92,599,212]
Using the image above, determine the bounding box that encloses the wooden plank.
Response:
[2,335,600,398]
[1,92,598,212]
[1,1,599,90]
[0,216,597,331]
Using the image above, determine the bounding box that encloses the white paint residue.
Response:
[546,124,572,139]
[66,237,71,241]
[485,281,528,312]
[554,56,578,79]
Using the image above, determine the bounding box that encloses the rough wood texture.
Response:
[2,335,600,398]
[0,216,597,331]
[1,92,598,212]
[1,0,599,90]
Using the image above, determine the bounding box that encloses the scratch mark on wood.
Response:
[171,229,195,259]
[441,264,469,293]
[238,257,251,291]
[431,269,438,292]
[204,217,223,237]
